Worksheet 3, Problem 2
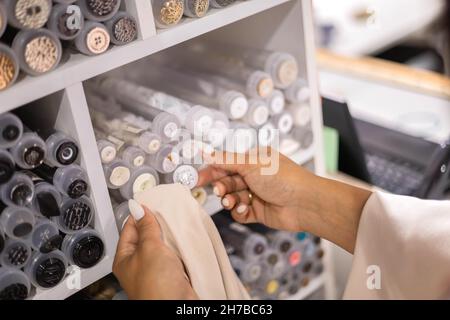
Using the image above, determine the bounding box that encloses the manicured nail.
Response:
[121,216,130,231]
[222,197,230,208]
[213,186,221,196]
[237,204,248,215]
[129,199,145,221]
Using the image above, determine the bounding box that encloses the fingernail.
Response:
[129,199,145,221]
[213,186,220,196]
[121,215,130,231]
[237,204,248,215]
[222,197,230,208]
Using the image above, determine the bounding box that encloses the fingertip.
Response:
[213,182,224,197]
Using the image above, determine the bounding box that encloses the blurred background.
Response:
[313,0,450,298]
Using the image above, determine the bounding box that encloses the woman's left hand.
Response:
[113,205,198,300]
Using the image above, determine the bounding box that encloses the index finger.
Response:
[196,166,230,187]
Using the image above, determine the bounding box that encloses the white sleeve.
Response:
[343,191,450,299]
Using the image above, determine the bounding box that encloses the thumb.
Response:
[129,200,162,245]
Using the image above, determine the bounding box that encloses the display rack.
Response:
[0,0,335,300]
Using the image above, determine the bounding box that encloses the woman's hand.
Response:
[198,149,372,253]
[113,205,198,300]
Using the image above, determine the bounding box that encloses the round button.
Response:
[86,27,110,55]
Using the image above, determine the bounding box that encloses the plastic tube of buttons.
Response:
[55,195,94,234]
[0,267,30,300]
[61,228,105,269]
[0,238,32,268]
[0,206,36,240]
[47,3,84,40]
[0,172,35,207]
[12,28,62,76]
[24,250,68,289]
[9,131,47,169]
[0,113,23,148]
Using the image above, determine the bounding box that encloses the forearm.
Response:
[296,173,372,253]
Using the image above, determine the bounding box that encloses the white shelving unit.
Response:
[0,0,335,300]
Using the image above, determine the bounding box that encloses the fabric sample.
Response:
[134,183,250,300]
[344,191,450,299]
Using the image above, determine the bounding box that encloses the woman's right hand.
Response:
[198,149,372,253]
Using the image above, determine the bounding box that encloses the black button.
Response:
[2,125,20,142]
[37,192,60,218]
[56,142,78,166]
[35,257,66,288]
[13,222,32,238]
[0,283,28,300]
[23,146,45,167]
[67,179,88,199]
[10,184,33,206]
[63,201,91,231]
[72,235,104,269]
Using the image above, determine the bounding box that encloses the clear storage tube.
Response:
[76,0,121,22]
[119,165,159,199]
[0,206,35,239]
[146,144,180,174]
[120,146,146,168]
[97,139,117,164]
[218,222,268,260]
[204,42,299,89]
[103,159,131,189]
[90,82,181,142]
[94,77,213,136]
[152,0,184,29]
[0,149,15,185]
[44,131,79,167]
[9,131,47,169]
[33,164,89,198]
[0,239,31,268]
[243,99,269,127]
[134,65,249,120]
[225,122,256,153]
[61,228,105,268]
[0,267,30,300]
[287,103,311,127]
[74,21,110,56]
[265,90,285,115]
[4,0,52,29]
[261,249,287,279]
[26,217,61,253]
[209,0,235,8]
[104,11,138,45]
[0,44,20,91]
[270,111,294,135]
[284,78,310,104]
[0,172,35,207]
[0,113,23,149]
[190,187,207,205]
[291,125,314,150]
[257,122,277,147]
[267,231,295,254]
[172,47,274,98]
[229,255,263,284]
[47,3,84,40]
[56,195,94,233]
[162,164,199,189]
[12,28,62,76]
[183,0,209,18]
[24,249,67,289]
